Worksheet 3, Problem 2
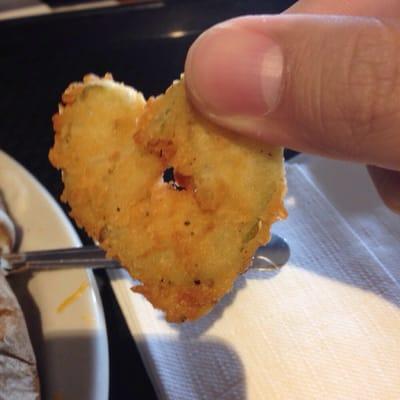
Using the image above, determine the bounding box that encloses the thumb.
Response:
[185,15,400,170]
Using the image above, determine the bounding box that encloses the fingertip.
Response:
[184,18,283,119]
[368,166,400,214]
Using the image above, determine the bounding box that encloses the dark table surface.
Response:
[0,1,295,398]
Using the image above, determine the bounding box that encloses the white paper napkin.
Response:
[108,155,400,400]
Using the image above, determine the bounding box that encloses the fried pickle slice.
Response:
[49,74,287,322]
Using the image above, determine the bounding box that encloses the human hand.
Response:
[184,0,400,212]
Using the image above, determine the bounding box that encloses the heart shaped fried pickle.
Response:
[49,74,287,322]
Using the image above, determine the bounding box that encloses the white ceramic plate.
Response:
[0,150,109,400]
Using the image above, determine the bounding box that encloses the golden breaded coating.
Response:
[49,74,287,322]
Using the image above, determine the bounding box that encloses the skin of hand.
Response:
[184,0,400,213]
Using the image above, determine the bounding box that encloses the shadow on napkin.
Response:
[138,335,247,400]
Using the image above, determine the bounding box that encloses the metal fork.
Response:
[0,234,290,276]
[0,246,119,275]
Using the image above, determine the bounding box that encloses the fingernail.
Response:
[185,21,283,118]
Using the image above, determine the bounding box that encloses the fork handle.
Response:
[8,245,105,263]
[2,245,121,274]
[13,259,121,274]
